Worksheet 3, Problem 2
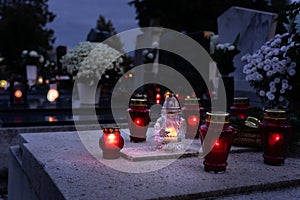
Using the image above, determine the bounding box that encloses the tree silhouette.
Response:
[129,0,288,33]
[96,15,117,35]
[0,0,55,73]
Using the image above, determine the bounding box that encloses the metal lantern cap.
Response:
[233,97,249,105]
[162,93,181,114]
[184,98,201,106]
[206,111,230,123]
[102,126,120,134]
[245,116,261,128]
[130,98,148,106]
[264,109,287,120]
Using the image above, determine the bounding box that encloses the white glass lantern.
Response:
[154,94,186,150]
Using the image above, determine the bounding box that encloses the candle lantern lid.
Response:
[245,116,260,128]
[130,94,148,106]
[264,109,287,120]
[233,97,249,106]
[184,98,201,106]
[206,111,230,123]
[162,93,181,114]
[102,126,120,134]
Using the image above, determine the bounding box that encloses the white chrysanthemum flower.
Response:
[270,87,277,93]
[147,53,154,59]
[266,52,274,58]
[29,50,38,57]
[273,48,280,56]
[282,83,289,89]
[280,46,287,52]
[269,82,276,87]
[256,74,263,81]
[271,57,279,62]
[228,45,235,51]
[142,49,149,56]
[274,78,280,83]
[251,68,257,73]
[241,55,248,62]
[22,50,28,55]
[259,90,265,97]
[268,93,275,101]
[282,79,288,84]
[279,96,285,102]
[245,75,253,81]
[263,65,271,71]
[216,44,224,50]
[290,62,297,68]
[267,71,273,77]
[271,41,277,47]
[275,38,282,45]
[257,63,264,69]
[288,68,296,76]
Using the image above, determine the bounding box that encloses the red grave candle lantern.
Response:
[230,97,251,120]
[200,112,235,173]
[99,127,124,159]
[127,96,150,142]
[259,109,291,166]
[182,98,205,139]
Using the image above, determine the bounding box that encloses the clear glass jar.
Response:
[154,94,186,150]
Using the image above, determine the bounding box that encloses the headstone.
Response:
[218,7,278,93]
[26,65,37,87]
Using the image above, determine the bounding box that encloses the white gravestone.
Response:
[218,7,278,93]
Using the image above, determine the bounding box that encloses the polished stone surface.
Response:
[218,7,278,93]
[8,130,300,200]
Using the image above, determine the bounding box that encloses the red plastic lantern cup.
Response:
[200,112,235,173]
[127,96,150,142]
[230,97,251,120]
[259,109,291,166]
[99,127,124,159]
[182,98,205,139]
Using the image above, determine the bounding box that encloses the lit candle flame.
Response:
[165,127,177,137]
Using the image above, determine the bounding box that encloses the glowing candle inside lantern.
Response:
[38,76,43,84]
[165,127,177,137]
[134,118,143,126]
[99,127,124,159]
[188,115,199,127]
[127,96,150,142]
[14,90,22,99]
[269,133,283,145]
[259,109,291,166]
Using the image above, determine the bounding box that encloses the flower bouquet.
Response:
[211,35,240,76]
[61,42,122,85]
[241,33,297,108]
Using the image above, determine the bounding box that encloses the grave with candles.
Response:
[121,93,200,160]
